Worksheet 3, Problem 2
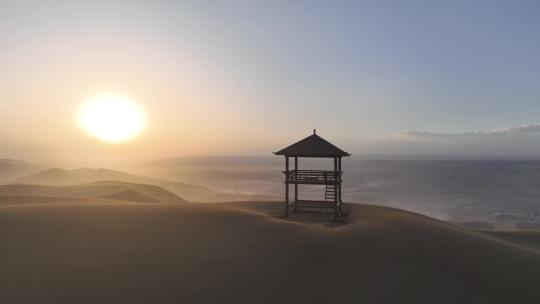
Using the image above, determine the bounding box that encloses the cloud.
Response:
[335,123,540,159]
[397,123,540,139]
[490,124,540,134]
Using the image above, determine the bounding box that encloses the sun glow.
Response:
[78,94,146,143]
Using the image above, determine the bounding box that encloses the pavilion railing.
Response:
[284,170,342,184]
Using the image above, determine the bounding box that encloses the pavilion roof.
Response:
[274,130,350,157]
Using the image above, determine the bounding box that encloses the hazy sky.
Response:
[1,1,540,161]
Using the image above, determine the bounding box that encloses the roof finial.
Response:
[313,129,316,135]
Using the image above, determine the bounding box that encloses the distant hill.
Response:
[0,181,186,204]
[16,167,273,202]
[0,159,44,183]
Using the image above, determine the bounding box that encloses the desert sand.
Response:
[0,181,186,204]
[13,167,276,202]
[1,200,540,304]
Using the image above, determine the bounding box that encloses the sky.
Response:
[1,0,540,161]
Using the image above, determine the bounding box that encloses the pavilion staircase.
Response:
[325,184,337,201]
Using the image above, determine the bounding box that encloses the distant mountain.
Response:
[0,159,44,183]
[16,167,272,202]
[0,181,186,204]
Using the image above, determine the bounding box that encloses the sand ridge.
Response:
[0,181,186,203]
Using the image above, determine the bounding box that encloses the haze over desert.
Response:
[3,1,540,303]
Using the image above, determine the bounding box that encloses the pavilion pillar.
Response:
[294,157,298,204]
[338,156,343,216]
[338,157,342,201]
[333,157,338,221]
[285,156,289,217]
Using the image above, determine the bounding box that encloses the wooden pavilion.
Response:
[274,130,350,220]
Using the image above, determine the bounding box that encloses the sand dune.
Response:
[16,167,275,202]
[0,181,186,204]
[0,159,43,183]
[1,201,539,303]
[98,188,160,203]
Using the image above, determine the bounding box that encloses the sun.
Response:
[78,94,147,143]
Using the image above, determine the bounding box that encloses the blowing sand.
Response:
[1,201,540,304]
